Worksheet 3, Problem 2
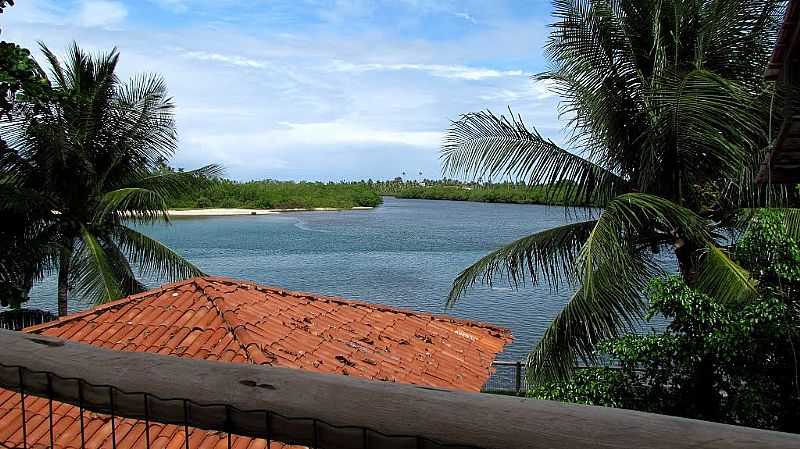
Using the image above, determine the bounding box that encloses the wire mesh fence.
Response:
[0,364,488,449]
[482,361,526,396]
[0,310,57,331]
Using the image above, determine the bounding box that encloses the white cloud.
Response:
[179,50,267,69]
[4,1,560,180]
[453,12,477,23]
[190,121,441,150]
[480,79,558,101]
[77,0,127,28]
[2,0,62,25]
[277,121,442,147]
[328,60,524,80]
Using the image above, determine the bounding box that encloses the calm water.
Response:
[27,197,628,361]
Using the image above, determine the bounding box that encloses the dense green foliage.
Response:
[0,43,47,118]
[0,1,49,307]
[167,179,382,209]
[0,43,219,314]
[529,212,800,432]
[375,180,586,206]
[0,2,47,118]
[442,0,790,382]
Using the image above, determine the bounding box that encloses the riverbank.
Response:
[168,206,374,217]
[168,179,382,210]
[378,183,590,206]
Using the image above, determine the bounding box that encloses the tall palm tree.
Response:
[0,43,221,316]
[443,0,790,382]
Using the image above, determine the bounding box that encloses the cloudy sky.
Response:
[3,0,567,181]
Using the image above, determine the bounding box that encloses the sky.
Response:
[3,0,567,181]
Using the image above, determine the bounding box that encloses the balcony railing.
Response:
[1,330,799,449]
[482,361,526,395]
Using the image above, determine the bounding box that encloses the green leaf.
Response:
[442,109,625,205]
[694,244,758,303]
[95,187,169,223]
[71,227,123,304]
[448,220,598,306]
[113,226,204,281]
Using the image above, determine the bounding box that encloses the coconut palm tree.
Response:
[0,43,221,316]
[443,0,790,382]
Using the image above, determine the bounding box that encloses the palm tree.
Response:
[0,43,221,316]
[443,0,789,383]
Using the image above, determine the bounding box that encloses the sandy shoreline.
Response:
[167,206,374,217]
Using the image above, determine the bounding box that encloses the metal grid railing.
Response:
[0,363,485,449]
[3,331,798,449]
[0,309,57,331]
[482,361,526,396]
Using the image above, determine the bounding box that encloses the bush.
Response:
[528,367,632,408]
[373,180,591,206]
[167,179,383,210]
[195,196,212,208]
[528,211,800,432]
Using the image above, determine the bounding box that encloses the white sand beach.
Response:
[167,207,374,217]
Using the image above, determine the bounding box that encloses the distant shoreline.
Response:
[167,206,374,217]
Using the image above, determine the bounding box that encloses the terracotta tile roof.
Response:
[0,276,512,449]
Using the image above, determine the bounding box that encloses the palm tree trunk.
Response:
[674,238,698,284]
[57,247,71,317]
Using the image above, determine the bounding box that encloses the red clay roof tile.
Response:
[0,276,511,449]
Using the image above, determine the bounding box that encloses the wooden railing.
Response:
[1,330,799,449]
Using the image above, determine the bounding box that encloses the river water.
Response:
[27,197,653,361]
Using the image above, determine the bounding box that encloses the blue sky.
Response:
[4,0,566,181]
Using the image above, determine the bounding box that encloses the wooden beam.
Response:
[767,0,800,80]
[0,331,798,449]
[757,118,800,184]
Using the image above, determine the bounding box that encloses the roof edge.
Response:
[23,278,201,334]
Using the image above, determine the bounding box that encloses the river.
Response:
[27,197,628,361]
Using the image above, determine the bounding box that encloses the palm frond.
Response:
[780,209,800,241]
[527,260,651,382]
[101,239,147,296]
[442,109,625,205]
[598,193,712,244]
[109,73,177,169]
[696,0,785,90]
[543,1,652,177]
[528,225,658,381]
[694,244,758,303]
[643,69,765,190]
[71,227,123,304]
[126,165,224,200]
[527,193,715,381]
[113,226,204,281]
[37,42,67,90]
[94,187,169,224]
[447,220,598,307]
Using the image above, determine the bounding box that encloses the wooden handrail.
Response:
[0,330,798,449]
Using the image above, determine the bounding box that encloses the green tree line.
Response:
[166,179,382,210]
[373,179,590,206]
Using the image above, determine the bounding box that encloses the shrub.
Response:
[528,211,800,432]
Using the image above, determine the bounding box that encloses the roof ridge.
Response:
[24,278,201,334]
[201,275,512,336]
[194,278,258,365]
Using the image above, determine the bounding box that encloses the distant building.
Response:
[758,0,800,184]
[0,277,511,449]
